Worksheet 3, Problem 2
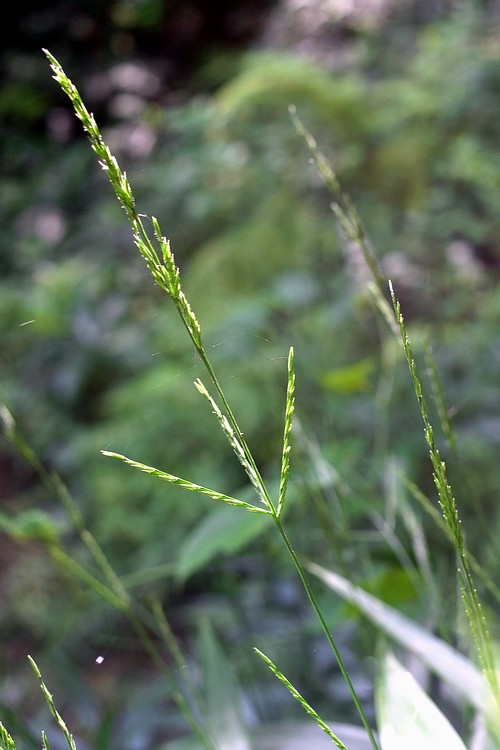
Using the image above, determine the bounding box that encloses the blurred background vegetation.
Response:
[1,0,500,747]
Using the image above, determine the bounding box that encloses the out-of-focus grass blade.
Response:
[176,503,269,581]
[199,620,251,750]
[252,721,376,750]
[376,651,468,750]
[307,562,487,709]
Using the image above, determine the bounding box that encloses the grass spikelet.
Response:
[254,648,349,750]
[389,282,500,706]
[28,657,77,750]
[289,105,386,294]
[194,379,270,507]
[0,723,16,750]
[101,450,270,514]
[43,49,202,352]
[277,346,295,518]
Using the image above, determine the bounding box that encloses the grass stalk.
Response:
[272,519,380,750]
[291,104,500,713]
[44,50,380,749]
[390,283,500,708]
[289,106,389,303]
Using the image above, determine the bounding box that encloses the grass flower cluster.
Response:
[43,48,379,750]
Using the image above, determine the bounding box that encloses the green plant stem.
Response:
[200,348,378,744]
[273,518,380,750]
[390,283,500,710]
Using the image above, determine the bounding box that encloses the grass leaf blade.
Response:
[307,562,488,710]
[376,651,468,750]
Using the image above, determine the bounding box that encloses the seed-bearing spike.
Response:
[277,346,295,518]
[101,451,270,514]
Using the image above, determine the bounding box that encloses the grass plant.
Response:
[42,48,379,750]
[1,47,499,750]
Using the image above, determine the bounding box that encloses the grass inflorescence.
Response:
[43,49,381,750]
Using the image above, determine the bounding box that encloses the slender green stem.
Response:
[390,283,500,709]
[273,518,380,750]
[199,343,378,745]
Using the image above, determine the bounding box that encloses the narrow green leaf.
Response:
[0,508,62,544]
[49,546,128,611]
[1,404,132,611]
[101,451,270,514]
[200,621,251,750]
[151,602,217,750]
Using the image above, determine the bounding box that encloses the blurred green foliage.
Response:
[1,2,500,743]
